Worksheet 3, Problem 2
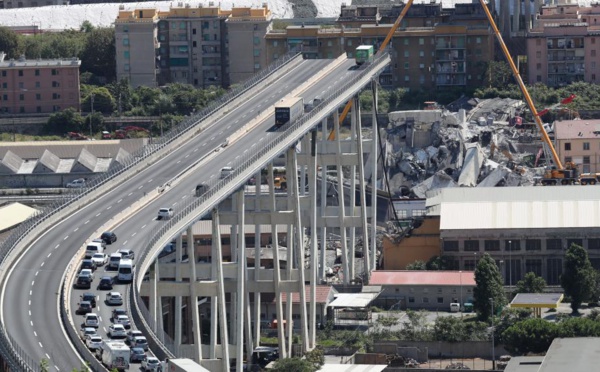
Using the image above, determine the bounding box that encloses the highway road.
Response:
[2,57,362,371]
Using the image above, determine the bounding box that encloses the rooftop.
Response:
[541,337,600,372]
[279,285,335,304]
[554,119,600,140]
[0,202,38,232]
[369,270,475,286]
[510,293,563,309]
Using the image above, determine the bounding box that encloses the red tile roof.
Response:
[278,285,333,304]
[369,270,476,286]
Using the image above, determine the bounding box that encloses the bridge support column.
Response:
[210,219,218,359]
[254,170,262,348]
[155,260,164,333]
[349,97,357,279]
[319,118,328,282]
[354,95,371,278]
[334,110,350,284]
[149,261,157,331]
[370,79,379,271]
[188,225,202,361]
[212,208,230,371]
[235,189,247,372]
[309,129,318,349]
[175,234,183,347]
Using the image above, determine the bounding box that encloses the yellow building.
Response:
[382,217,442,270]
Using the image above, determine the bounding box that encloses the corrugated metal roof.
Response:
[0,139,146,159]
[369,270,475,286]
[433,187,600,230]
[328,293,378,308]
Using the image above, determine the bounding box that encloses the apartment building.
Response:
[526,3,600,87]
[554,119,600,173]
[265,3,493,90]
[0,53,80,114]
[115,4,271,88]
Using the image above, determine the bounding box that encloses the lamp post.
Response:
[508,240,512,289]
[490,297,496,370]
[89,93,95,137]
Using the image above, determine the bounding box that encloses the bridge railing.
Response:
[131,52,391,356]
[0,52,301,371]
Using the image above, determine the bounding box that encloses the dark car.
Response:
[76,301,92,315]
[111,308,127,321]
[130,347,146,363]
[80,259,97,272]
[100,231,117,244]
[75,275,92,289]
[97,276,114,290]
[80,292,97,308]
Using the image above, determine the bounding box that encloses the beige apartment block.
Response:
[0,53,80,114]
[115,4,271,89]
[555,119,600,174]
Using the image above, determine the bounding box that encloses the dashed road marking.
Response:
[123,240,128,245]
[34,331,37,337]
[30,320,33,326]
[148,179,153,183]
[47,253,51,258]
[45,353,50,359]
[31,281,34,286]
[29,310,31,316]
[107,206,112,210]
[185,154,190,158]
[194,148,198,152]
[63,236,69,240]
[74,227,79,232]
[128,192,133,196]
[41,262,44,267]
[141,224,147,229]
[85,220,90,225]
[96,213,101,217]
[132,232,137,237]
[54,244,60,249]
[173,202,178,206]
[177,160,181,164]
[39,342,43,348]
[35,271,39,276]
[138,186,143,190]
[117,199,123,203]
[29,290,32,296]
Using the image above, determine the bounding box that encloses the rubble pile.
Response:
[380,98,545,197]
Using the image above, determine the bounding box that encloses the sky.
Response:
[0,0,594,31]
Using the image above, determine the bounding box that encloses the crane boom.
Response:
[328,0,415,141]
[478,0,563,170]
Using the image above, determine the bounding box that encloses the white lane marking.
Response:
[95,213,101,217]
[242,114,247,118]
[84,220,90,225]
[227,162,232,166]
[177,160,181,164]
[30,320,33,326]
[99,316,102,322]
[123,240,128,245]
[227,125,231,129]
[74,227,79,232]
[181,195,186,200]
[138,186,143,190]
[194,148,198,152]
[41,262,44,267]
[34,331,37,337]
[250,109,255,113]
[35,271,39,276]
[54,244,59,249]
[103,327,108,333]
[173,202,178,206]
[148,179,153,183]
[185,154,190,158]
[235,120,239,123]
[29,300,31,306]
[107,206,112,210]
[45,353,50,359]
[132,232,137,237]
[244,149,248,153]
[63,236,69,241]
[31,281,34,286]
[210,136,215,141]
[219,131,223,135]
[29,290,32,296]
[55,366,60,371]
[39,342,43,348]
[117,198,123,203]
[202,143,206,147]
[47,253,51,258]
[29,310,31,316]
[141,224,147,229]
[128,192,133,196]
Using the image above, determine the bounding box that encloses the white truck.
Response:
[274,96,304,128]
[101,340,130,370]
[164,358,210,372]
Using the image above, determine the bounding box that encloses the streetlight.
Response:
[89,93,95,137]
[508,240,512,288]
[490,297,496,370]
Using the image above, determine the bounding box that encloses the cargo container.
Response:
[274,96,304,128]
[355,45,374,65]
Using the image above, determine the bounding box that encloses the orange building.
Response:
[381,217,442,270]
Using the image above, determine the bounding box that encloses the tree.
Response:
[44,108,85,134]
[406,260,427,270]
[426,255,457,270]
[473,253,507,321]
[270,357,316,372]
[501,318,558,354]
[485,60,513,89]
[304,347,324,369]
[40,359,49,372]
[82,87,115,114]
[514,272,546,295]
[587,270,600,304]
[0,27,19,58]
[80,27,116,81]
[561,243,595,314]
[80,20,95,33]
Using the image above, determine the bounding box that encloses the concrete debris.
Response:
[382,97,541,198]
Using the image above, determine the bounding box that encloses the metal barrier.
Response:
[0,52,301,371]
[131,52,391,357]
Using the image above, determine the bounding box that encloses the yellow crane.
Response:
[327,0,414,141]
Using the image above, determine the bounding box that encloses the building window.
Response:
[443,241,459,252]
[19,94,24,101]
[1,83,6,89]
[565,156,572,163]
[525,239,542,251]
[35,82,40,88]
[506,240,520,251]
[52,93,60,99]
[593,50,597,57]
[19,106,24,113]
[464,260,476,271]
[124,51,130,59]
[422,297,429,303]
[52,81,59,87]
[437,297,444,304]
[484,240,500,251]
[547,239,561,250]
[253,49,260,57]
[404,38,409,45]
[35,69,40,76]
[36,106,41,113]
[1,71,5,77]
[525,259,542,276]
[404,50,409,57]
[2,95,7,101]
[123,38,129,46]
[546,258,562,285]
[565,142,571,151]
[404,62,409,69]
[254,36,260,45]
[584,142,590,150]
[419,50,424,57]
[589,239,600,250]
[328,40,332,47]
[464,240,479,252]
[51,69,58,75]
[408,297,415,303]
[476,37,481,44]
[567,239,583,248]
[35,93,41,100]
[18,70,23,76]
[419,37,424,45]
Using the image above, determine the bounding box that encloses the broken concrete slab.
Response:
[458,143,486,187]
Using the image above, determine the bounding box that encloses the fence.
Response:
[131,52,391,357]
[0,52,301,371]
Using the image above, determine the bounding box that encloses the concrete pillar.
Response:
[309,129,318,348]
[212,208,230,371]
[187,225,202,361]
[254,170,262,348]
[210,220,219,359]
[155,259,163,332]
[320,118,328,281]
[175,234,183,346]
[335,107,349,284]
[349,99,357,280]
[285,151,294,356]
[149,261,157,332]
[355,95,371,279]
[370,83,378,271]
[268,162,287,358]
[235,190,246,372]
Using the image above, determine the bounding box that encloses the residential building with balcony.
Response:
[0,53,80,114]
[115,4,271,89]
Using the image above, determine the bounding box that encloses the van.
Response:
[108,253,122,270]
[450,303,460,313]
[85,242,104,258]
[220,166,233,179]
[118,258,134,282]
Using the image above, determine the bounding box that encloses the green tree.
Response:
[0,27,19,58]
[44,108,85,134]
[485,60,514,88]
[588,270,600,304]
[501,318,558,354]
[494,308,533,345]
[40,359,50,372]
[432,316,466,342]
[561,243,595,314]
[514,272,546,295]
[83,87,115,114]
[80,20,95,33]
[473,253,507,321]
[405,260,427,270]
[271,357,316,372]
[376,314,399,327]
[80,27,116,81]
[426,255,457,270]
[304,347,324,369]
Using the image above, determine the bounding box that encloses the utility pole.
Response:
[490,297,496,370]
[89,93,95,137]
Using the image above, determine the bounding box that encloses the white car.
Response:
[84,313,99,328]
[141,356,161,371]
[126,330,143,344]
[105,292,123,306]
[80,327,96,340]
[157,207,173,220]
[108,253,122,269]
[66,178,86,188]
[108,324,127,338]
[86,335,103,350]
[91,253,108,266]
[114,314,131,329]
[131,335,148,351]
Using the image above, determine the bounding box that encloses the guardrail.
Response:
[0,52,301,371]
[131,52,391,357]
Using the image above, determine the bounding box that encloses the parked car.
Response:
[91,253,108,267]
[130,347,146,363]
[76,301,93,315]
[131,335,148,351]
[118,249,135,260]
[80,259,97,272]
[114,314,131,329]
[105,292,123,306]
[97,276,114,290]
[66,178,86,188]
[108,324,127,338]
[100,231,117,244]
[126,330,143,345]
[86,335,103,350]
[112,308,127,321]
[84,313,99,328]
[80,292,97,308]
[157,207,173,220]
[141,357,161,371]
[80,327,96,340]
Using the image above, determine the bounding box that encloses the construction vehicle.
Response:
[579,173,600,185]
[355,45,374,65]
[114,126,150,139]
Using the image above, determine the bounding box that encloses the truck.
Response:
[355,45,374,65]
[164,358,210,372]
[101,340,130,371]
[274,96,304,128]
